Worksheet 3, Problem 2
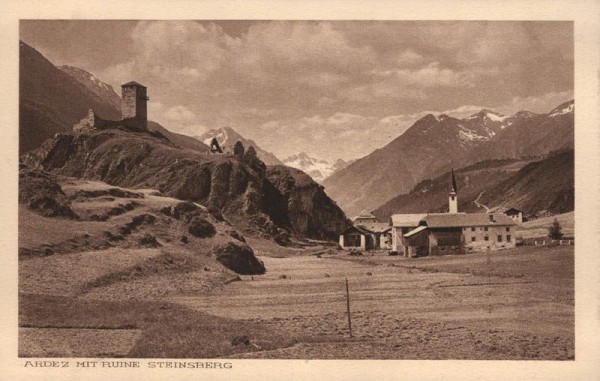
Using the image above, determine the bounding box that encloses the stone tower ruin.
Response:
[121,81,149,130]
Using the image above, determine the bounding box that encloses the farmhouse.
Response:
[352,210,378,224]
[339,222,391,251]
[390,170,516,256]
[504,208,524,224]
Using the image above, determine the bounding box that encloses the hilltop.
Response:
[21,126,348,242]
[19,41,209,154]
[197,127,283,165]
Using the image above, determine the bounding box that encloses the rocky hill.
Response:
[373,149,573,221]
[323,101,574,217]
[20,41,209,155]
[282,152,352,183]
[21,127,348,242]
[197,127,283,165]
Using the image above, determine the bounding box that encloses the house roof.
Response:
[356,222,391,234]
[505,208,522,215]
[353,209,377,221]
[390,214,428,227]
[403,225,427,238]
[122,81,147,88]
[422,213,516,228]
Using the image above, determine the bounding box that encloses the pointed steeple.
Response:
[450,168,458,194]
[448,169,458,213]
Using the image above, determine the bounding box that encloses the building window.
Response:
[506,235,511,242]
[484,227,489,231]
[506,227,510,232]
[497,235,502,242]
[471,237,476,242]
[484,236,489,241]
[471,227,476,231]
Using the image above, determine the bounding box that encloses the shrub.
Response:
[187,216,216,238]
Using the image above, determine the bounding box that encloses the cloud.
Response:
[55,20,572,162]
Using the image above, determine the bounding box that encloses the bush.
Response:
[187,216,216,238]
[139,234,161,247]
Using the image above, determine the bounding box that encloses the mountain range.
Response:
[373,149,574,221]
[323,100,574,217]
[282,152,352,183]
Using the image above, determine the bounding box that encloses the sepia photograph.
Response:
[16,19,577,360]
[2,1,600,379]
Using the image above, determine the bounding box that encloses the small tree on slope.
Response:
[548,218,564,240]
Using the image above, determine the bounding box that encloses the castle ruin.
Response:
[73,81,149,134]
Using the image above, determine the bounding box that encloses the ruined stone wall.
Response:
[121,85,147,129]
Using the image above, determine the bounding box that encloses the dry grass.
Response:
[516,211,574,239]
[19,294,297,358]
[173,245,574,359]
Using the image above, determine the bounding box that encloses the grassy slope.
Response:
[373,158,533,220]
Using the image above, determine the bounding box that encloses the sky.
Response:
[20,20,573,161]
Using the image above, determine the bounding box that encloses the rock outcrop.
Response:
[21,128,348,242]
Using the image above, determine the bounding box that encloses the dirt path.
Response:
[171,250,574,359]
[473,191,490,212]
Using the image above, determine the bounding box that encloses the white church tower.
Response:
[449,169,458,214]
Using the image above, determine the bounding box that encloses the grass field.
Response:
[171,245,574,359]
[18,178,574,359]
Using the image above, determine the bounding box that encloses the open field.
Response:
[171,245,574,359]
[18,176,574,359]
[515,212,574,239]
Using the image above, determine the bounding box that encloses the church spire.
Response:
[449,169,458,213]
[450,168,458,194]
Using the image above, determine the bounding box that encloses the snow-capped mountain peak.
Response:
[283,153,351,183]
[59,65,121,111]
[548,100,574,118]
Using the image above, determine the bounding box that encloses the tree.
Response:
[244,145,258,162]
[243,145,266,174]
[233,141,245,157]
[548,218,564,240]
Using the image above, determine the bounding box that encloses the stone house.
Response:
[504,208,524,224]
[339,222,391,251]
[390,170,517,257]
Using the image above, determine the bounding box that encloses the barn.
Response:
[339,222,391,251]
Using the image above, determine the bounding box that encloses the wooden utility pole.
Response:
[345,277,353,338]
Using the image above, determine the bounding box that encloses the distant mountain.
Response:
[282,152,352,183]
[373,149,573,221]
[58,65,122,111]
[19,40,121,154]
[20,41,209,154]
[323,101,574,217]
[196,127,283,165]
[478,149,574,217]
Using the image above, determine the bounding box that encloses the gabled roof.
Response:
[403,225,427,238]
[422,213,516,228]
[505,208,522,215]
[122,81,146,88]
[356,222,391,234]
[353,209,377,221]
[390,214,427,227]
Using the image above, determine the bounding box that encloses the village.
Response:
[338,170,528,257]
